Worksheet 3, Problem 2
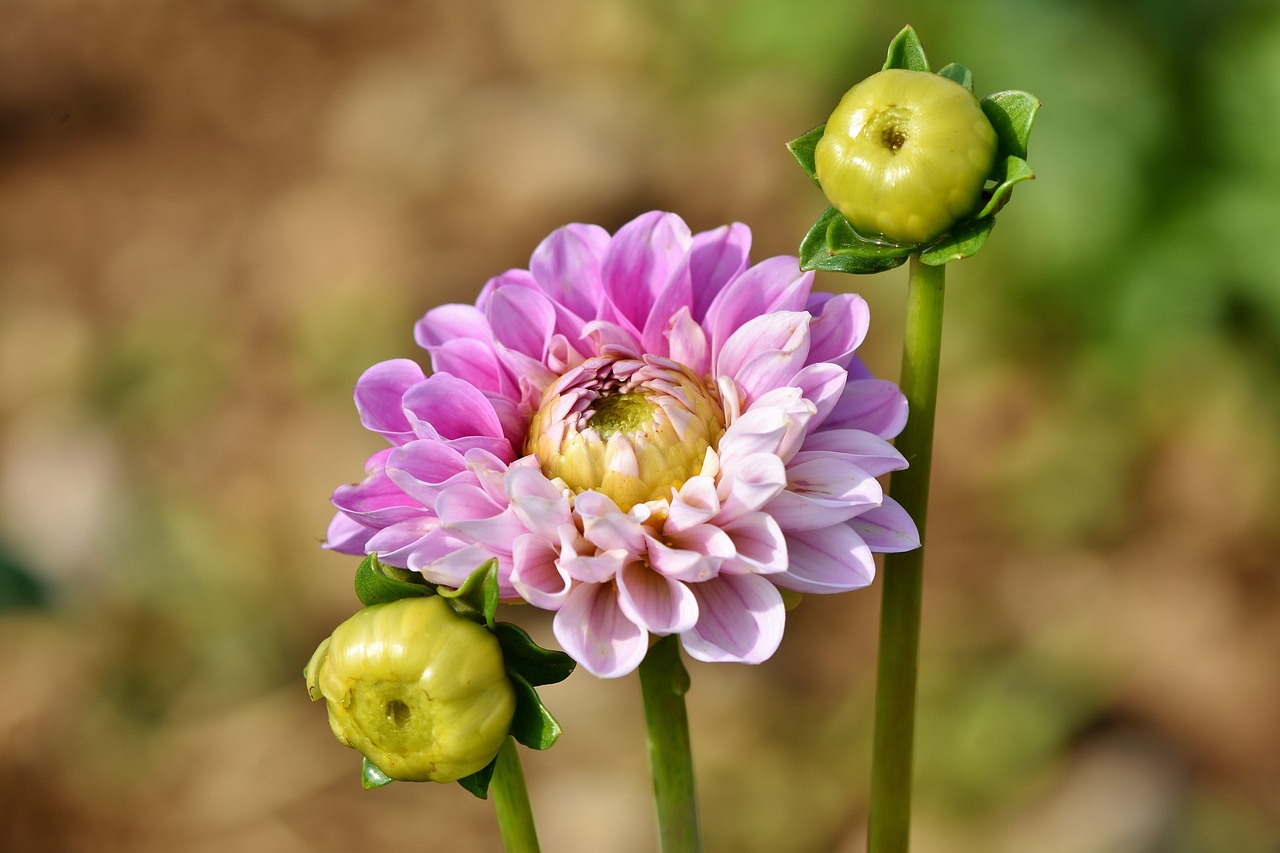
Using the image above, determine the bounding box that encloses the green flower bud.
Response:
[815,68,997,245]
[305,595,516,783]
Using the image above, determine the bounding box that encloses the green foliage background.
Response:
[1,1,1277,851]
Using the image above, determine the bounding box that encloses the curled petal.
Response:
[794,431,907,477]
[332,449,425,527]
[806,293,870,368]
[435,485,526,555]
[511,534,573,609]
[666,475,721,533]
[715,312,811,399]
[403,373,507,443]
[617,561,699,634]
[414,303,490,349]
[716,452,788,524]
[506,466,572,538]
[429,338,504,395]
[386,440,471,507]
[644,527,731,583]
[553,582,650,678]
[665,306,710,378]
[775,525,875,594]
[849,497,921,553]
[792,362,848,433]
[680,574,785,664]
[575,490,647,554]
[600,211,693,335]
[485,284,556,361]
[354,359,425,445]
[366,517,436,564]
[765,457,882,531]
[719,512,787,575]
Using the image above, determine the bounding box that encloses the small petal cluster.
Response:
[326,212,919,677]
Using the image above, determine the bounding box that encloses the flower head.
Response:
[326,211,919,677]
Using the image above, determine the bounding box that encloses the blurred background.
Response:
[2,0,1278,850]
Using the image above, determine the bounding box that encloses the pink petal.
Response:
[485,284,556,360]
[323,511,376,555]
[703,256,812,360]
[824,379,909,439]
[600,211,692,334]
[715,311,811,398]
[529,222,611,320]
[405,530,494,589]
[332,450,426,526]
[511,533,573,609]
[679,574,785,664]
[429,338,504,395]
[402,373,506,442]
[665,306,710,377]
[575,490,647,554]
[354,359,425,445]
[505,466,572,539]
[616,561,699,634]
[791,433,906,478]
[644,531,725,583]
[849,497,921,553]
[806,293,870,368]
[386,440,471,507]
[366,517,436,564]
[665,475,721,533]
[435,484,525,555]
[553,582,650,678]
[689,222,751,322]
[413,303,491,348]
[716,452,788,523]
[719,512,787,575]
[764,455,883,531]
[640,253,694,357]
[792,362,848,433]
[774,525,875,593]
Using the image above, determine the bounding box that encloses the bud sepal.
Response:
[789,25,1040,273]
[307,557,576,798]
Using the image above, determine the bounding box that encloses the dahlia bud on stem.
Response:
[787,24,1040,853]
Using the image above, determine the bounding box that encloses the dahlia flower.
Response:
[326,211,919,678]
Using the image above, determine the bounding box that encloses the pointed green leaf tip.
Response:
[884,25,929,72]
[786,124,825,188]
[354,555,437,606]
[799,207,912,274]
[495,621,576,686]
[981,91,1040,162]
[508,671,564,750]
[437,559,500,627]
[456,757,498,799]
[361,757,395,790]
[937,62,974,91]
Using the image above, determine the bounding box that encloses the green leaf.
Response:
[437,559,500,628]
[361,757,394,790]
[937,62,973,91]
[354,555,436,607]
[883,25,929,72]
[980,90,1041,162]
[919,217,996,266]
[785,124,825,188]
[976,155,1035,220]
[508,670,563,750]
[799,207,913,274]
[494,621,576,687]
[456,757,497,799]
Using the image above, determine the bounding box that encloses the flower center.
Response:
[526,355,725,510]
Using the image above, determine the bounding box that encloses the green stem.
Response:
[638,635,702,853]
[492,736,541,853]
[867,254,945,853]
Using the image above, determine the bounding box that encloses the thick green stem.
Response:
[867,254,945,853]
[638,635,702,853]
[492,736,541,853]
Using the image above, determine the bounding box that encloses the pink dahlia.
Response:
[326,211,919,677]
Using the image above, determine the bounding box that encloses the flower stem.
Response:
[867,254,945,853]
[492,736,541,853]
[638,635,702,853]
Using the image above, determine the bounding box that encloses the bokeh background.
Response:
[3,0,1279,850]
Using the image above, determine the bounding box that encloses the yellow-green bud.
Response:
[815,68,997,245]
[305,596,516,782]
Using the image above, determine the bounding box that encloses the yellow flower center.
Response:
[526,356,724,510]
